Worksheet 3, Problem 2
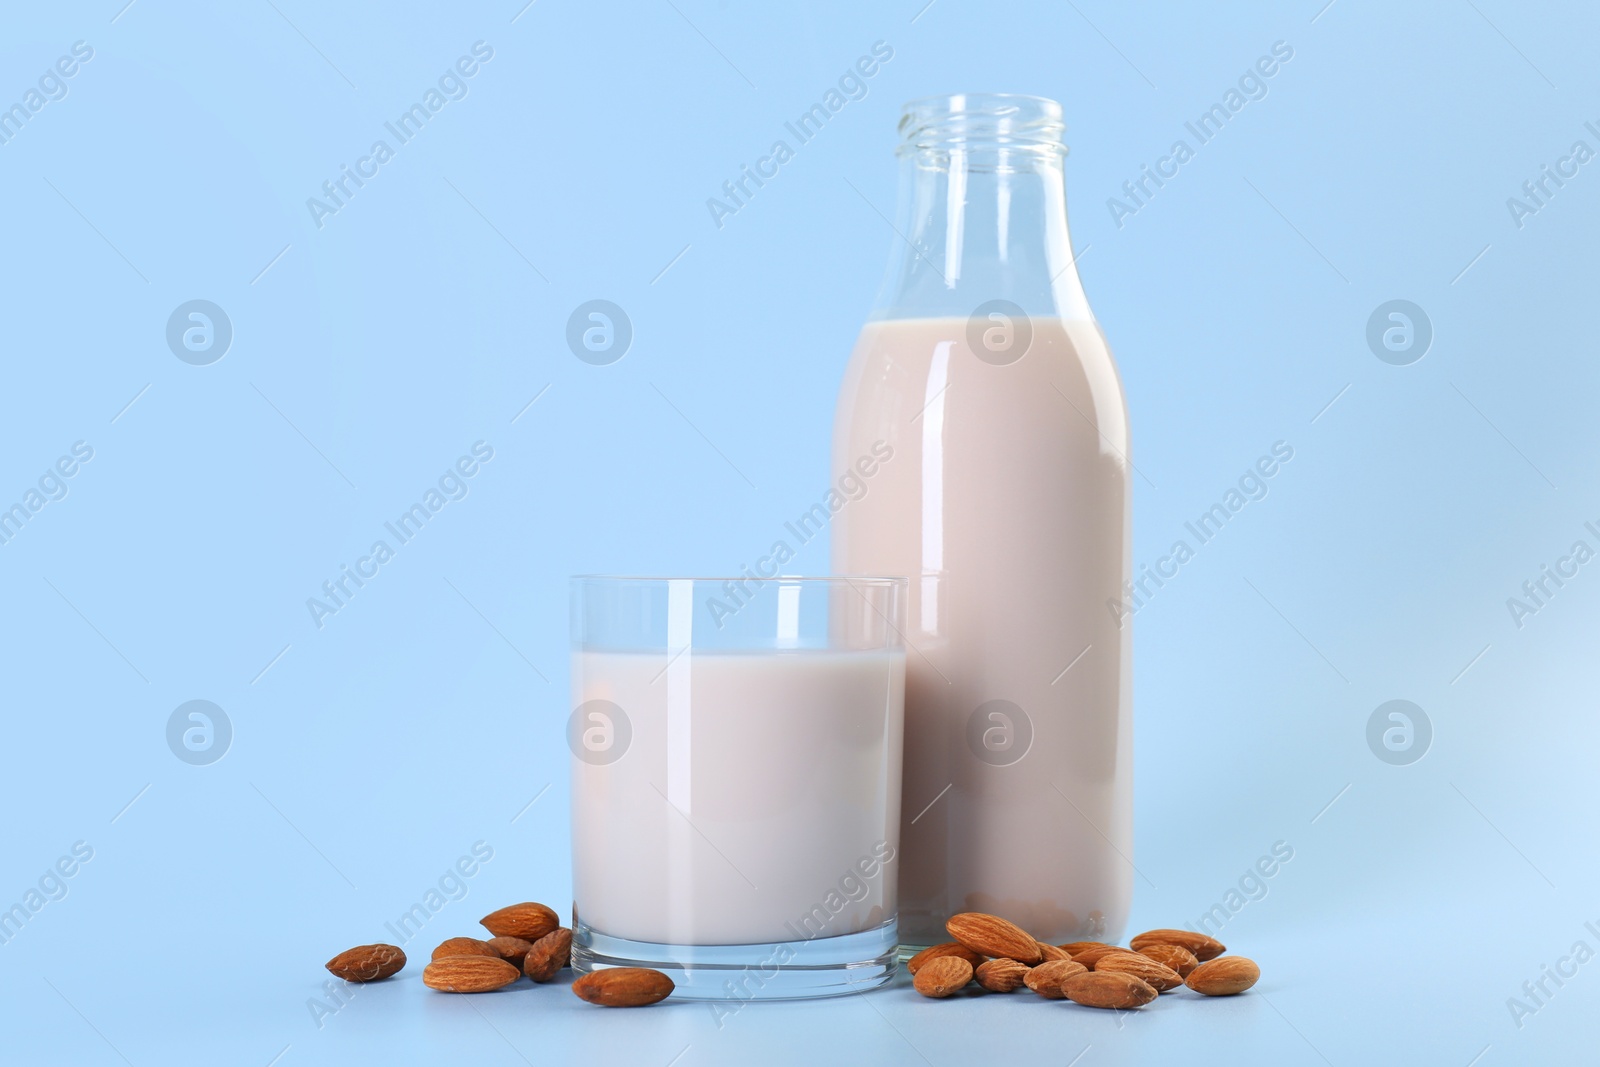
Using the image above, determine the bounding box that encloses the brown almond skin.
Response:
[912,955,973,998]
[571,967,675,1007]
[422,955,522,993]
[481,902,560,942]
[326,944,406,982]
[1069,944,1127,969]
[1129,928,1225,962]
[946,913,1043,964]
[485,936,533,967]
[1186,955,1260,996]
[523,928,573,982]
[974,958,1031,993]
[1063,970,1159,1009]
[907,942,986,975]
[1093,950,1183,992]
[1060,941,1112,955]
[1024,958,1088,998]
[432,937,500,962]
[1036,942,1073,962]
[1138,943,1199,977]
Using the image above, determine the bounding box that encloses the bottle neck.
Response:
[870,96,1091,322]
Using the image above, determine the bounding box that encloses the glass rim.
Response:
[897,92,1067,156]
[900,90,1062,114]
[571,574,908,586]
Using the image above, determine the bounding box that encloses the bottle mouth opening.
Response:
[898,93,1067,154]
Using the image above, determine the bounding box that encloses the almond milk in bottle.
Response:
[832,94,1132,948]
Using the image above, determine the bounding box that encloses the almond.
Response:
[974,958,1031,993]
[325,943,406,982]
[1129,928,1225,962]
[912,955,973,998]
[1059,941,1112,955]
[523,927,573,982]
[422,955,522,993]
[1069,943,1127,969]
[1138,943,1199,977]
[1062,970,1158,1009]
[1023,958,1088,998]
[907,942,986,975]
[1092,951,1183,992]
[486,936,534,967]
[571,967,675,1007]
[431,936,500,961]
[946,913,1043,963]
[1035,942,1073,962]
[1185,955,1260,996]
[481,902,559,942]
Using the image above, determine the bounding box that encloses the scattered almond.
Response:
[1129,929,1225,962]
[431,937,500,961]
[524,928,573,982]
[974,958,1031,993]
[1138,943,1199,977]
[946,913,1043,964]
[571,967,675,1007]
[912,955,974,998]
[903,917,1260,1011]
[1093,950,1183,992]
[1062,970,1159,1009]
[481,902,559,942]
[1185,955,1260,996]
[907,942,985,975]
[1069,944,1127,969]
[1059,941,1112,955]
[485,936,533,967]
[1023,958,1088,998]
[325,944,406,982]
[422,955,522,993]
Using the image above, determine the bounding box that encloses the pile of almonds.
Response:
[326,904,1261,1012]
[909,913,1260,1009]
[324,901,674,1008]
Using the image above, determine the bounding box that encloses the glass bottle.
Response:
[832,93,1132,948]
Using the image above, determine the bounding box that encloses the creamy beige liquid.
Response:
[570,648,904,946]
[832,316,1131,946]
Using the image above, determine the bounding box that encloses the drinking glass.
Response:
[568,575,907,1000]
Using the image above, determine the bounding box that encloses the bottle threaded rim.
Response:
[898,93,1066,154]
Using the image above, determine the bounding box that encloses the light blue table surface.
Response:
[2,1,1596,1063]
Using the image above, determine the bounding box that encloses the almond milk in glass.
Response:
[832,94,1132,949]
[568,576,907,998]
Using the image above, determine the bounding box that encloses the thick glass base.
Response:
[572,918,899,1001]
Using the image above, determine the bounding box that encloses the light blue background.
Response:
[2,1,1596,1063]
